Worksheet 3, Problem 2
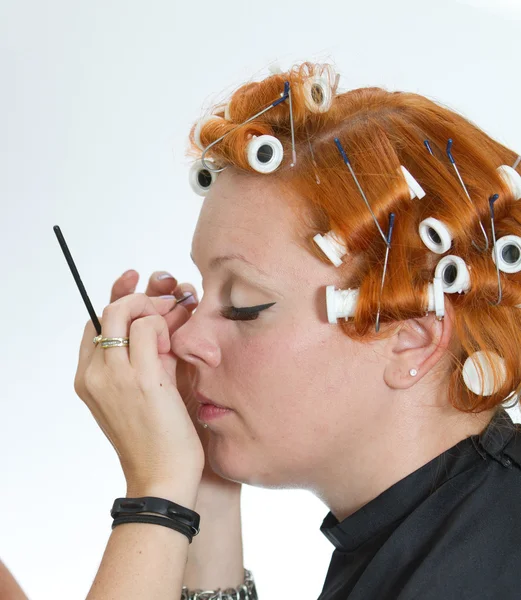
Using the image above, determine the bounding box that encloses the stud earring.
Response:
[409,368,418,377]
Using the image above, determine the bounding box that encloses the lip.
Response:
[194,390,231,410]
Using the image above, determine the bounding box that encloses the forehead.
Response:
[191,168,305,266]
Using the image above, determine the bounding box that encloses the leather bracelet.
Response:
[111,497,200,537]
[112,514,195,543]
[181,568,258,600]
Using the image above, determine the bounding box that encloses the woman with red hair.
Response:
[76,62,521,599]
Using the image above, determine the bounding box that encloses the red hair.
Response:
[187,62,521,414]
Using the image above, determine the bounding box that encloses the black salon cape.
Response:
[318,407,521,600]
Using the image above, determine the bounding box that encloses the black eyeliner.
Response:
[231,302,276,314]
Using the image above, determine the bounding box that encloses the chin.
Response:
[207,447,294,490]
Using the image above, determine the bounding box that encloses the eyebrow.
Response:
[190,252,271,278]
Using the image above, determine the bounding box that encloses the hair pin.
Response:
[306,125,321,184]
[334,138,388,246]
[375,213,395,332]
[489,194,502,306]
[200,81,296,173]
[424,139,434,156]
[446,139,489,252]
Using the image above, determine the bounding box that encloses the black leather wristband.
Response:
[111,497,200,536]
[112,514,195,543]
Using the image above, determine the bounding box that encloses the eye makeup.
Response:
[220,302,277,321]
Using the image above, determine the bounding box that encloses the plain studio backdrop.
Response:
[2,0,521,598]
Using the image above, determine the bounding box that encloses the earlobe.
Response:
[383,300,454,390]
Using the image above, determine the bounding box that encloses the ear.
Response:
[383,298,454,390]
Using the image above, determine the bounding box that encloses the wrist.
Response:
[195,479,242,511]
[126,476,202,511]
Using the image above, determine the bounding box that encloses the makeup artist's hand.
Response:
[74,290,205,493]
[108,270,239,491]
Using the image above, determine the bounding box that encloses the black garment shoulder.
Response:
[318,408,521,600]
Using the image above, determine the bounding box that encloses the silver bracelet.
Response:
[180,568,258,600]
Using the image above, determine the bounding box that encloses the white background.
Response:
[2,0,521,598]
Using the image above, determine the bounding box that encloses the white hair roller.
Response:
[462,351,507,396]
[194,115,223,151]
[426,277,445,319]
[268,61,283,75]
[325,285,359,323]
[313,230,347,267]
[492,235,521,274]
[246,135,284,173]
[435,255,471,294]
[497,165,521,200]
[419,217,453,254]
[400,166,426,200]
[189,159,219,196]
[302,66,336,113]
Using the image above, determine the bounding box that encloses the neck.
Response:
[310,398,497,522]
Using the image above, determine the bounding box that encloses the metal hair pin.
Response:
[334,138,389,246]
[201,81,296,172]
[306,124,320,184]
[424,139,434,156]
[489,193,502,306]
[446,138,489,252]
[375,213,396,332]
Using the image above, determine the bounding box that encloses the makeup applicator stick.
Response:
[53,225,103,335]
[53,225,195,337]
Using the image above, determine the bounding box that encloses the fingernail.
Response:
[160,295,176,300]
[177,292,198,307]
[157,272,175,280]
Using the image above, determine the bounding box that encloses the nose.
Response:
[170,301,221,368]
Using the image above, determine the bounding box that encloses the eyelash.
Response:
[220,302,276,321]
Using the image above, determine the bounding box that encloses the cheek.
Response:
[227,322,338,416]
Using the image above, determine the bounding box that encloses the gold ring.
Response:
[93,335,129,348]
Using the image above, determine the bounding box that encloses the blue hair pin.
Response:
[200,81,296,173]
[446,138,489,252]
[334,137,389,246]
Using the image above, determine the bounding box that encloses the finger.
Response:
[164,298,195,338]
[144,272,179,297]
[164,289,199,337]
[100,293,178,370]
[75,317,102,395]
[110,270,140,304]
[128,314,173,379]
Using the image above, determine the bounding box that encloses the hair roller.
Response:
[326,285,359,323]
[193,115,230,151]
[492,235,521,274]
[419,217,453,254]
[246,134,284,173]
[189,159,218,196]
[400,166,426,199]
[302,70,335,113]
[497,165,521,200]
[462,350,507,396]
[224,102,232,121]
[426,277,445,318]
[194,115,220,150]
[211,103,227,117]
[435,255,471,294]
[313,230,347,267]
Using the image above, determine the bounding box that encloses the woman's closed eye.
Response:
[220,302,277,321]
